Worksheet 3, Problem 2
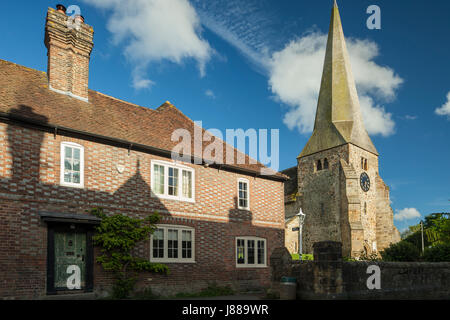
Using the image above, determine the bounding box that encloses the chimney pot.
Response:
[75,15,85,24]
[45,6,94,102]
[56,4,66,14]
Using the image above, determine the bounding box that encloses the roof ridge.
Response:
[0,59,47,76]
[0,59,154,111]
[92,90,155,112]
[156,101,193,122]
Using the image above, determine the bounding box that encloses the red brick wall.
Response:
[0,121,285,299]
[45,7,93,101]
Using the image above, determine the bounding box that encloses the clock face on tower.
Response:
[360,172,370,192]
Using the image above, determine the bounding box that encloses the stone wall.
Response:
[271,242,450,300]
[285,217,299,254]
[286,143,400,258]
[297,145,349,254]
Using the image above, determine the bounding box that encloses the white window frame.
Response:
[235,236,267,268]
[237,178,250,210]
[151,160,195,203]
[150,225,196,263]
[60,142,84,188]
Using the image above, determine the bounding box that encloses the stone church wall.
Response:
[286,143,400,258]
[297,145,349,254]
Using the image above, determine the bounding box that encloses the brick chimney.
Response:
[44,5,94,102]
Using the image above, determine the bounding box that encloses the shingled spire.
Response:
[299,2,378,158]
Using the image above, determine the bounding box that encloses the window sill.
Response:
[60,182,84,189]
[152,193,195,204]
[236,264,267,269]
[150,259,196,264]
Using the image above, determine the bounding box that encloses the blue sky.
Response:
[0,0,449,232]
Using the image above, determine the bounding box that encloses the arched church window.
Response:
[317,160,322,171]
[364,159,368,171]
[324,158,329,169]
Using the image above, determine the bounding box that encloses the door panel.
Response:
[54,232,86,289]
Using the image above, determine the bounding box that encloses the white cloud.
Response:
[268,32,403,136]
[394,208,421,221]
[205,89,216,99]
[435,92,450,119]
[83,0,213,89]
[359,96,395,137]
[131,68,155,90]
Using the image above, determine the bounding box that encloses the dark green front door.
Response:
[54,232,86,289]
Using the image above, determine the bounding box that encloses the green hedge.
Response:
[291,253,314,261]
[423,243,450,262]
[380,241,421,262]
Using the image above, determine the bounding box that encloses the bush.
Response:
[264,288,280,300]
[380,240,421,262]
[423,243,450,262]
[291,253,313,261]
[112,276,137,300]
[403,231,431,249]
[90,208,169,299]
[302,254,314,261]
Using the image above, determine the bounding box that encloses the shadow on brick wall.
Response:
[1,105,284,299]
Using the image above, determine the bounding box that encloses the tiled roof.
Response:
[0,59,288,181]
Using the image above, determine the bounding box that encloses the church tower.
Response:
[291,1,400,258]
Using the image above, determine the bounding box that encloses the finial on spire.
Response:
[334,0,338,8]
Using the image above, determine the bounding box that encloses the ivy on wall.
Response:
[90,208,169,299]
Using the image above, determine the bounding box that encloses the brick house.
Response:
[0,5,287,299]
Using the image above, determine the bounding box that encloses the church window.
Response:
[321,202,325,215]
[324,158,329,169]
[361,157,368,171]
[364,202,367,215]
[317,160,322,171]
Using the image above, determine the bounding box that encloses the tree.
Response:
[380,241,421,262]
[424,213,450,245]
[384,212,450,262]
[90,208,169,299]
[423,243,450,262]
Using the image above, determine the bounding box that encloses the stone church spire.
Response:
[299,2,378,158]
